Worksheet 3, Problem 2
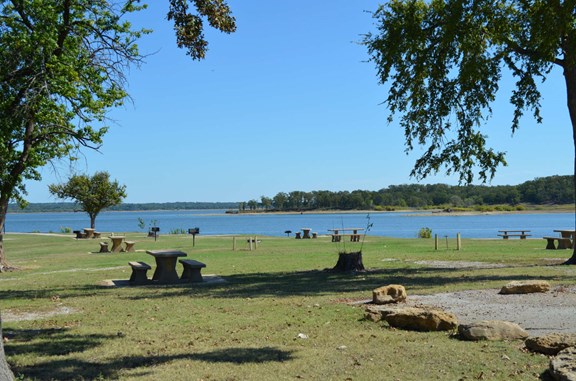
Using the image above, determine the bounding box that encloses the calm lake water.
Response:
[4,210,575,239]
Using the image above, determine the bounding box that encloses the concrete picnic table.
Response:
[146,250,187,284]
[108,235,125,253]
[554,229,576,239]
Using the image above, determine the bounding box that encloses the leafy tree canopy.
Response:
[0,0,235,270]
[168,0,236,59]
[364,0,576,184]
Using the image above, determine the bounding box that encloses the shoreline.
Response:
[6,206,574,216]
[231,207,574,216]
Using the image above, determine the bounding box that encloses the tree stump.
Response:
[332,251,365,272]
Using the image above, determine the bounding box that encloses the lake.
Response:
[3,210,575,239]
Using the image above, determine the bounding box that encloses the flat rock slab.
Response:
[550,347,576,381]
[374,306,458,332]
[458,320,528,341]
[499,280,551,294]
[525,334,576,356]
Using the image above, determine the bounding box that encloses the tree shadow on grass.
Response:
[3,327,116,357]
[11,346,294,380]
[2,283,116,303]
[121,264,573,300]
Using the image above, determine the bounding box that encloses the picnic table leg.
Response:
[545,238,556,250]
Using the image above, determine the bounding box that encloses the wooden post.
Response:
[249,237,253,251]
[434,234,438,250]
[254,236,258,250]
[233,236,236,251]
[456,233,461,250]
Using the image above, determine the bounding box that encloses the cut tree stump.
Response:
[332,251,365,272]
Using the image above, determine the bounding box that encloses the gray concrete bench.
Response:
[124,241,136,252]
[99,242,109,253]
[497,233,531,239]
[543,236,572,250]
[129,261,151,285]
[179,259,206,283]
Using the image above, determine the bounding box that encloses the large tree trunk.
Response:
[563,59,576,265]
[0,314,15,381]
[0,197,9,272]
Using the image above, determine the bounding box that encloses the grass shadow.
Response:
[11,347,294,380]
[4,328,115,357]
[121,263,573,300]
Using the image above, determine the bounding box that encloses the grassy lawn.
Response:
[1,232,574,380]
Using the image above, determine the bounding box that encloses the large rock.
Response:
[549,347,576,381]
[364,306,383,322]
[458,320,528,341]
[499,280,550,294]
[382,307,458,332]
[526,334,576,356]
[372,284,407,305]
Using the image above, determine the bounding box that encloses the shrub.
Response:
[418,227,432,238]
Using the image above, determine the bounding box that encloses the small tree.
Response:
[49,172,126,229]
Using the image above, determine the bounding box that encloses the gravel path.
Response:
[406,287,576,337]
[402,260,576,337]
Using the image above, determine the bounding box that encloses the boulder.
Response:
[499,280,550,294]
[372,284,407,305]
[549,347,576,381]
[526,334,576,356]
[382,306,458,332]
[363,306,383,323]
[458,320,528,341]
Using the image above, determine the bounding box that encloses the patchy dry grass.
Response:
[1,232,572,380]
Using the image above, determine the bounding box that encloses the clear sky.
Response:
[23,1,573,204]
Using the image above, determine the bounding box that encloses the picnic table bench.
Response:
[330,234,362,242]
[497,230,531,239]
[124,241,136,252]
[74,230,86,239]
[328,228,364,242]
[128,261,151,285]
[543,236,573,250]
[179,259,206,283]
[99,241,109,253]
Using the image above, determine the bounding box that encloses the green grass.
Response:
[2,232,573,380]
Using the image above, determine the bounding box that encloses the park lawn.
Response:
[1,232,573,380]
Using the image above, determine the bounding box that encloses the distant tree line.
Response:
[239,175,574,212]
[7,175,572,214]
[7,202,238,213]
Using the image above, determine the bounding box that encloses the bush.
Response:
[418,227,432,238]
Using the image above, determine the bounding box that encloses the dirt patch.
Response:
[2,306,75,322]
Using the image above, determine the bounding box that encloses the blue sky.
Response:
[24,1,573,203]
